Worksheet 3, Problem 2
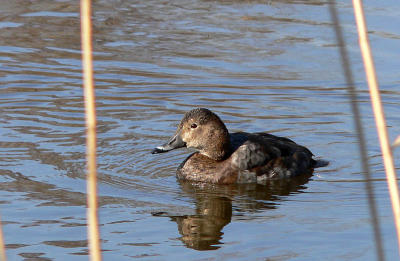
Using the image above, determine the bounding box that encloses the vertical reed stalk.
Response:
[80,0,102,260]
[352,0,400,255]
[328,1,384,260]
[0,216,6,261]
[393,135,400,148]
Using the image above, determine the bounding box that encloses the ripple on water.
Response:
[0,0,400,260]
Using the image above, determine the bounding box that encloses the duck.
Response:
[152,108,324,184]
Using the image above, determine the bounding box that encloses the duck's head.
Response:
[152,108,231,161]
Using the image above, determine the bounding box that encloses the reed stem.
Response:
[0,215,6,261]
[393,135,400,148]
[80,0,102,260]
[352,0,400,255]
[328,1,384,260]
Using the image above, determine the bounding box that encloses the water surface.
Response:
[0,0,400,260]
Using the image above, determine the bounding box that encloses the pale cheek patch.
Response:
[181,131,190,144]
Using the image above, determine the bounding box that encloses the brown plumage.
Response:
[152,108,326,184]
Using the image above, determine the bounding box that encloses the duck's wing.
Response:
[254,132,297,144]
[232,135,282,170]
[231,133,315,178]
[256,132,314,157]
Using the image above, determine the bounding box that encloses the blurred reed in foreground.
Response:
[0,216,6,261]
[329,0,385,260]
[80,0,102,260]
[352,0,400,257]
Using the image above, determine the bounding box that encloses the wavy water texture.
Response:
[0,0,399,260]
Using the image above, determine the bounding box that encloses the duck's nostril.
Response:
[168,137,176,145]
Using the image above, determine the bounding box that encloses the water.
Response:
[1,0,399,260]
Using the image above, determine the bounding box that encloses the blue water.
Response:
[0,0,399,260]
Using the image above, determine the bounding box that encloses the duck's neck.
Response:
[201,130,231,161]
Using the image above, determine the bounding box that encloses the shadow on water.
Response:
[153,173,312,251]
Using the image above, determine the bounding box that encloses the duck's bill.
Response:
[151,132,186,154]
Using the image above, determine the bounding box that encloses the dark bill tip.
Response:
[151,132,186,155]
[151,147,166,154]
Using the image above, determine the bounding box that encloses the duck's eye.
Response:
[191,123,197,129]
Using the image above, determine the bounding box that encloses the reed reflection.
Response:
[154,173,312,250]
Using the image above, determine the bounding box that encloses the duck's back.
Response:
[229,132,315,182]
[177,132,316,184]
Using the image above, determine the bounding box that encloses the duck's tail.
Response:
[312,159,329,168]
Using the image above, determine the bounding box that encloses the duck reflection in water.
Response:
[152,108,326,249]
[153,173,312,250]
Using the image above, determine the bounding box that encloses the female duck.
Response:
[152,108,322,184]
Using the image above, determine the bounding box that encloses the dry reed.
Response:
[393,135,400,148]
[80,0,102,260]
[0,216,6,261]
[328,1,384,260]
[352,0,400,255]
